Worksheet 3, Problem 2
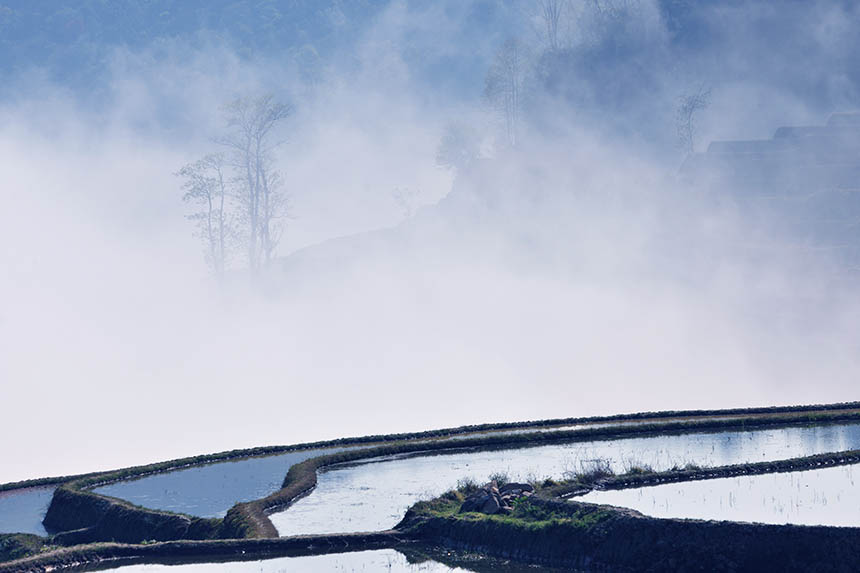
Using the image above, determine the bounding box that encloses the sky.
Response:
[1,0,860,483]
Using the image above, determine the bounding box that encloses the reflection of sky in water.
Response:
[0,486,54,535]
[88,549,517,572]
[271,423,860,536]
[93,447,362,518]
[578,463,860,526]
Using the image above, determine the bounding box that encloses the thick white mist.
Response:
[1,1,859,484]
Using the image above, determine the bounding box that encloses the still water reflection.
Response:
[577,463,860,526]
[93,447,359,518]
[271,423,860,536]
[0,486,54,535]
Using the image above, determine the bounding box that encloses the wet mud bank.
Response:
[43,487,221,544]
[401,496,860,572]
[0,531,409,573]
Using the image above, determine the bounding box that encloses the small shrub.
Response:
[488,472,510,487]
[576,458,615,485]
[621,456,654,475]
[624,465,652,475]
[457,477,480,495]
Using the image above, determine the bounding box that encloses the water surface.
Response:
[93,447,359,518]
[0,486,54,536]
[577,463,860,526]
[85,416,750,516]
[271,423,860,536]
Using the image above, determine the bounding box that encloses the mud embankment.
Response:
[402,496,860,572]
[43,487,221,544]
[0,531,408,573]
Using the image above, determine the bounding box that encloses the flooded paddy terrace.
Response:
[577,462,860,526]
[271,422,860,535]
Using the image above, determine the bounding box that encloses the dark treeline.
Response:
[4,1,859,117]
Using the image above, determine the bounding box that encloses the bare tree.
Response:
[216,95,292,273]
[676,85,711,155]
[435,122,481,172]
[177,153,232,278]
[537,0,569,52]
[484,38,529,148]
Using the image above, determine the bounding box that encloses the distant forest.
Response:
[2,1,859,120]
[0,0,520,100]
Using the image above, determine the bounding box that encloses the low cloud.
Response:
[1,0,859,483]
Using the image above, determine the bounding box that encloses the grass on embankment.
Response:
[0,535,52,564]
[401,488,614,533]
[396,487,625,570]
[399,455,860,572]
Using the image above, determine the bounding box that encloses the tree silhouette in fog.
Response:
[178,95,292,277]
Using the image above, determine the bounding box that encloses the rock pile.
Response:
[459,481,534,515]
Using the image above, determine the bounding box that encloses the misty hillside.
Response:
[4,1,860,132]
[0,0,521,102]
[3,0,860,487]
[7,4,860,571]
